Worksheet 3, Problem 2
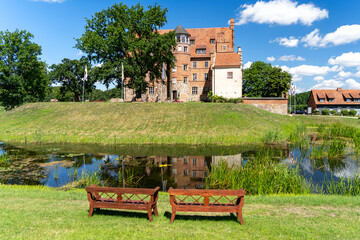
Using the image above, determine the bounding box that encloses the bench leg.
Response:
[88,206,94,217]
[153,205,158,217]
[237,210,244,225]
[170,209,176,223]
[147,209,153,222]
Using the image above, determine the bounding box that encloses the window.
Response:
[172,78,177,84]
[205,62,208,68]
[183,158,187,164]
[227,72,233,79]
[183,170,188,176]
[346,99,351,102]
[190,39,195,45]
[172,66,177,72]
[192,87,198,95]
[183,77,188,84]
[204,73,208,81]
[196,49,206,54]
[354,99,360,102]
[193,158,197,166]
[193,62,197,68]
[149,87,154,95]
[210,39,215,44]
[329,99,334,103]
[181,35,186,43]
[203,87,209,95]
[193,73,197,81]
[319,99,325,103]
[183,64,188,71]
[177,46,182,52]
[184,46,188,52]
[223,45,227,49]
[193,171,197,178]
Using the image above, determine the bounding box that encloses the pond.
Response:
[0,141,359,192]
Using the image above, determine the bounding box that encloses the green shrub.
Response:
[330,110,336,115]
[341,110,350,116]
[314,110,320,115]
[349,110,357,116]
[206,91,243,103]
[321,109,330,115]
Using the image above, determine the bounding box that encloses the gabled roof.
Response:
[309,89,360,106]
[174,25,190,36]
[214,52,241,68]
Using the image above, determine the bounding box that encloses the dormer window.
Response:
[196,49,206,54]
[329,99,334,103]
[210,39,215,44]
[354,99,360,103]
[319,99,325,103]
[346,99,351,103]
[190,39,195,45]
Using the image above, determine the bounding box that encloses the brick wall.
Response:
[243,97,288,115]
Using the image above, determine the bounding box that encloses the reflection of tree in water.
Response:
[98,156,175,189]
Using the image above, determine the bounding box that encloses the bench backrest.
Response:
[86,185,160,204]
[168,188,246,206]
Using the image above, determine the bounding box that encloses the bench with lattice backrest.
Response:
[85,184,160,221]
[168,188,246,224]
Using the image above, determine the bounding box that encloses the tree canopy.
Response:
[76,3,177,96]
[0,29,49,109]
[49,58,95,102]
[243,61,292,97]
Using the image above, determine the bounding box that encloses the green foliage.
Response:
[341,110,349,116]
[49,58,95,102]
[205,158,312,195]
[206,91,243,103]
[323,176,360,196]
[262,130,282,144]
[349,110,357,116]
[321,109,330,115]
[243,61,292,97]
[76,3,177,96]
[0,29,50,109]
[330,110,336,115]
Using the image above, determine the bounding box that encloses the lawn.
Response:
[0,102,358,145]
[0,185,359,239]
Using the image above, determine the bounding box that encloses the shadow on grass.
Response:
[89,209,152,221]
[163,211,240,223]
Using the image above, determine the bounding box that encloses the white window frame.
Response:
[204,73,208,81]
[192,86,198,95]
[227,72,233,79]
[172,78,177,84]
[193,73,197,81]
[177,46,182,52]
[172,66,177,72]
[193,62,197,68]
[205,61,208,68]
[183,64,188,71]
[149,87,154,95]
[183,77,188,83]
[184,46,188,52]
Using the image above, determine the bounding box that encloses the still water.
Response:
[0,142,359,190]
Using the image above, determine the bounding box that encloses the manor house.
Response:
[124,19,243,102]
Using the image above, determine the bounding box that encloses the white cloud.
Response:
[76,51,83,56]
[272,37,299,47]
[295,87,305,93]
[337,71,352,78]
[328,52,360,67]
[311,79,344,89]
[345,79,360,89]
[314,76,324,81]
[292,75,302,82]
[31,0,66,2]
[235,0,328,26]
[355,71,360,77]
[267,56,276,62]
[278,55,305,61]
[244,61,252,69]
[281,64,339,76]
[302,25,360,47]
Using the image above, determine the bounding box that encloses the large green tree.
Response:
[49,58,95,102]
[75,3,177,97]
[0,29,49,109]
[243,61,292,97]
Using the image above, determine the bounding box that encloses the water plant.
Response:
[322,175,360,196]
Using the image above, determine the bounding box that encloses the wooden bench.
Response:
[85,185,160,221]
[168,188,246,224]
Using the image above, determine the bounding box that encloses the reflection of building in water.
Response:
[212,154,242,167]
[153,154,242,189]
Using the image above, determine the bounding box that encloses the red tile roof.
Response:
[310,89,360,106]
[214,52,241,68]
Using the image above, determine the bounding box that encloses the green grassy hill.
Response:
[0,102,358,145]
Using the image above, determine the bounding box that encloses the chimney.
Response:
[230,18,235,30]
[337,88,342,92]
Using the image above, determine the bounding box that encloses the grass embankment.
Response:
[0,102,358,145]
[0,185,359,239]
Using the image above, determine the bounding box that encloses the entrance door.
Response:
[172,90,178,100]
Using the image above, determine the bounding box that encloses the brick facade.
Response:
[124,19,242,102]
[243,97,288,115]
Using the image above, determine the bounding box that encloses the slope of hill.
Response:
[0,102,358,145]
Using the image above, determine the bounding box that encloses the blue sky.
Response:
[1,0,360,92]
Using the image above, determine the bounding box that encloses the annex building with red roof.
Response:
[308,88,360,115]
[124,19,243,102]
